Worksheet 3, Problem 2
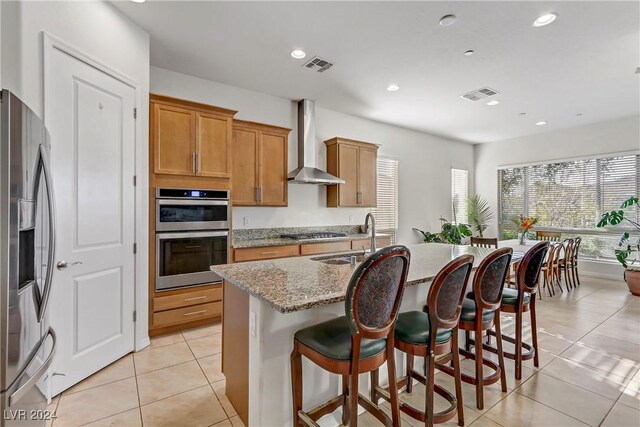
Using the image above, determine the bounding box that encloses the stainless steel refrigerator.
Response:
[0,90,56,426]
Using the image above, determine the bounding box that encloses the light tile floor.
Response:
[48,276,640,426]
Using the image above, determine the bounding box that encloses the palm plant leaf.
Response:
[467,195,494,237]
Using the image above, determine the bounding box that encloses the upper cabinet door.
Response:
[358,147,377,207]
[196,112,231,178]
[153,103,195,176]
[259,131,288,206]
[232,127,259,206]
[337,144,359,207]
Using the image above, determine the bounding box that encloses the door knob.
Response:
[56,260,82,271]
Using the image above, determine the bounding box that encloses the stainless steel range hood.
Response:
[288,100,345,185]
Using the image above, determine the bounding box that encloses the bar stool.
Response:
[442,247,513,410]
[485,241,549,380]
[541,243,562,297]
[290,245,410,427]
[374,255,474,427]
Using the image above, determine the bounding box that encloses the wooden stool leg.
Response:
[465,330,471,352]
[494,314,508,393]
[530,298,540,369]
[349,339,361,427]
[425,347,436,427]
[475,327,484,410]
[452,328,465,426]
[291,346,303,427]
[370,369,379,404]
[342,375,350,426]
[406,353,414,393]
[515,311,523,380]
[386,340,401,427]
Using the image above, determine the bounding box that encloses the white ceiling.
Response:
[112,1,640,144]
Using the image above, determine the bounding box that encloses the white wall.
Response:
[475,115,640,277]
[1,0,151,348]
[151,66,475,244]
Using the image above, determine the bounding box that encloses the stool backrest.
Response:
[536,231,562,242]
[562,238,574,261]
[472,247,513,312]
[426,255,474,331]
[517,241,549,295]
[345,245,411,339]
[470,237,499,249]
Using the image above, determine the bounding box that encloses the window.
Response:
[498,154,640,261]
[372,157,399,244]
[451,168,469,225]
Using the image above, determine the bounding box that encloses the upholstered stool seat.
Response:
[294,316,386,361]
[468,288,530,306]
[459,299,495,322]
[394,311,453,345]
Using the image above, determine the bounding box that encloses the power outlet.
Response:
[349,215,354,224]
[249,311,257,337]
[243,216,250,227]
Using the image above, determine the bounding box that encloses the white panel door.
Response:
[47,46,136,395]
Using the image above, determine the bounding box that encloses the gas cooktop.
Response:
[280,232,348,240]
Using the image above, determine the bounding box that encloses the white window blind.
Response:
[451,169,469,225]
[498,154,640,260]
[371,158,398,244]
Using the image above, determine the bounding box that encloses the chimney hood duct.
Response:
[287,100,345,185]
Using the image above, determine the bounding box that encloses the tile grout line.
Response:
[131,350,145,427]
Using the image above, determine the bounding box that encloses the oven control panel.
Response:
[156,188,229,200]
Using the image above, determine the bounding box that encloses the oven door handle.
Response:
[157,231,229,240]
[157,199,229,206]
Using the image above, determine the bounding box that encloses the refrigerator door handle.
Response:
[8,328,56,407]
[33,144,56,323]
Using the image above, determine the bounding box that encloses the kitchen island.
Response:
[212,243,513,427]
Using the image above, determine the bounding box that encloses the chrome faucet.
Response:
[364,213,377,254]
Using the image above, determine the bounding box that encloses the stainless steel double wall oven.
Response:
[155,188,229,292]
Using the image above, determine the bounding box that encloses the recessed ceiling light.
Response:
[439,14,457,26]
[290,50,306,59]
[576,113,583,117]
[536,121,548,126]
[635,67,640,74]
[464,50,475,56]
[387,84,400,92]
[533,12,558,27]
[131,0,146,3]
[486,100,500,106]
[519,112,527,116]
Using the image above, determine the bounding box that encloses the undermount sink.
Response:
[311,253,369,265]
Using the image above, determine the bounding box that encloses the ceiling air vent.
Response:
[303,56,334,73]
[461,87,500,102]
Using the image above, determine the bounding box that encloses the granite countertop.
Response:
[232,233,390,249]
[212,243,517,313]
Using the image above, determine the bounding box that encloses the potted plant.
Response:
[413,217,472,245]
[512,215,538,245]
[597,196,640,296]
[466,195,493,237]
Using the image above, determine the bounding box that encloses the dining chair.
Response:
[571,237,582,286]
[290,245,410,427]
[559,238,580,289]
[441,247,512,410]
[536,231,562,242]
[470,237,499,249]
[374,255,473,427]
[541,243,563,297]
[485,241,549,380]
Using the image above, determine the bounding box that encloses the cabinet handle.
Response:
[260,251,278,255]
[184,310,207,317]
[357,192,362,204]
[256,187,262,203]
[195,153,200,174]
[184,296,207,302]
[192,152,196,174]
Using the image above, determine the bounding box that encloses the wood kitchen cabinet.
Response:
[151,94,236,178]
[232,120,290,206]
[324,137,379,207]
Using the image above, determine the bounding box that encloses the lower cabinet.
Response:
[151,283,223,333]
